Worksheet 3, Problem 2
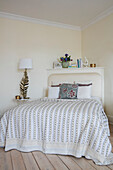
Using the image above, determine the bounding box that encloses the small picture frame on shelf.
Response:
[53,61,62,69]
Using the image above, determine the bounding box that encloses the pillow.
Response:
[77,81,92,86]
[77,83,92,99]
[78,83,92,86]
[59,83,78,99]
[51,84,61,87]
[48,87,60,98]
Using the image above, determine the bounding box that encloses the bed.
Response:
[0,68,113,165]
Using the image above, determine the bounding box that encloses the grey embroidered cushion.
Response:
[59,83,78,99]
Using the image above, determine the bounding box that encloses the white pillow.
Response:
[48,87,60,99]
[77,85,92,99]
[77,81,92,84]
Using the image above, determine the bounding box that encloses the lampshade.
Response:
[19,58,32,69]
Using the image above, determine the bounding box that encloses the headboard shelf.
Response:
[47,67,104,76]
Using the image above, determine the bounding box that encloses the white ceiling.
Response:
[0,0,113,29]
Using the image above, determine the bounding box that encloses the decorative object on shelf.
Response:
[83,56,89,67]
[77,58,83,68]
[62,61,69,68]
[60,54,72,68]
[68,63,77,68]
[15,95,21,100]
[53,61,62,69]
[90,64,96,67]
[19,58,32,99]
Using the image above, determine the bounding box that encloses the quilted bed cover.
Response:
[0,98,113,165]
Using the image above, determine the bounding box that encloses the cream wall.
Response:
[82,13,113,122]
[0,17,81,116]
[1,14,113,120]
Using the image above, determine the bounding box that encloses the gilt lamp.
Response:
[19,58,32,99]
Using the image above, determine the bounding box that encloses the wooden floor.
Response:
[1,125,113,170]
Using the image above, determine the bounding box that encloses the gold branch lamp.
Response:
[19,58,32,99]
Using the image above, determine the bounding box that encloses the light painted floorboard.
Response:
[58,155,82,170]
[0,148,12,170]
[46,154,69,170]
[33,151,55,170]
[21,152,40,170]
[71,156,96,170]
[11,150,26,170]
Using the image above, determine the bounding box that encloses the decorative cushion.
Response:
[77,81,92,86]
[59,83,78,99]
[48,87,60,98]
[78,83,92,86]
[51,84,61,87]
[77,83,92,99]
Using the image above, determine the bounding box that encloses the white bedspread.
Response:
[0,98,113,165]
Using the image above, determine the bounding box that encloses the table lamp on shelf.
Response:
[19,58,32,99]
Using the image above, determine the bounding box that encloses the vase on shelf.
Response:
[62,61,69,68]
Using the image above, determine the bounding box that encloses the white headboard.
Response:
[47,67,104,104]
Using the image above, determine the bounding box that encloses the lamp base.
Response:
[20,69,29,99]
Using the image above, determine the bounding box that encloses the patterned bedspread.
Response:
[0,98,113,165]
